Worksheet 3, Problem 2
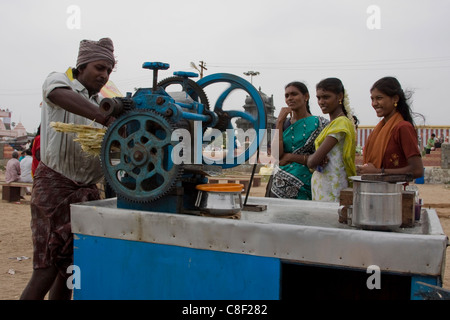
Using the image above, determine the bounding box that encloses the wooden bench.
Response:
[227,175,262,187]
[0,181,33,202]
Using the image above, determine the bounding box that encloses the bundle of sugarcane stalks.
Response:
[50,121,106,156]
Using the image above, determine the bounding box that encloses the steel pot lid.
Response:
[350,175,411,184]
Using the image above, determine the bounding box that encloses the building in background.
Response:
[0,109,30,164]
[0,109,28,139]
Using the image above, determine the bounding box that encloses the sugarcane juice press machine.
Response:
[97,62,266,213]
[71,62,448,300]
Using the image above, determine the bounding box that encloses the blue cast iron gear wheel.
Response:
[100,109,183,203]
[157,76,215,129]
[157,76,210,110]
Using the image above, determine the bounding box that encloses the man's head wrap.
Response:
[76,37,116,69]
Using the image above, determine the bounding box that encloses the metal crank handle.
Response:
[142,62,170,92]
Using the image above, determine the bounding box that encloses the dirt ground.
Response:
[1,171,449,300]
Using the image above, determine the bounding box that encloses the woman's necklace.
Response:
[331,111,345,121]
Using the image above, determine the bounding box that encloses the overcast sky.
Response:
[1,0,449,133]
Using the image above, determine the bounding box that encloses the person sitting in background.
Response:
[19,149,33,183]
[425,133,436,154]
[358,77,423,178]
[5,151,21,183]
[19,150,26,161]
[434,136,442,149]
[19,149,33,195]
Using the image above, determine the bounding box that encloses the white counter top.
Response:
[71,197,448,277]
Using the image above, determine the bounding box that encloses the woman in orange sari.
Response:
[358,77,423,178]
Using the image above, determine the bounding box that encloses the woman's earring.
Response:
[339,100,342,105]
[394,102,398,107]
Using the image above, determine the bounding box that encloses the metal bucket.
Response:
[351,177,403,230]
[195,183,243,216]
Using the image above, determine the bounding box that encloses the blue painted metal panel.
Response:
[73,234,280,300]
[410,275,441,300]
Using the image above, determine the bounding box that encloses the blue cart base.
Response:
[71,197,447,300]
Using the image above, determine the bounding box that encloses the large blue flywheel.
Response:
[196,73,267,169]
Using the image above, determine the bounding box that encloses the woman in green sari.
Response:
[267,82,328,200]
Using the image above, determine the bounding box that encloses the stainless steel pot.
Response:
[195,183,243,216]
[350,176,403,230]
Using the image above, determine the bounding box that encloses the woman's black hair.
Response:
[370,76,419,127]
[316,77,346,113]
[285,81,311,114]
